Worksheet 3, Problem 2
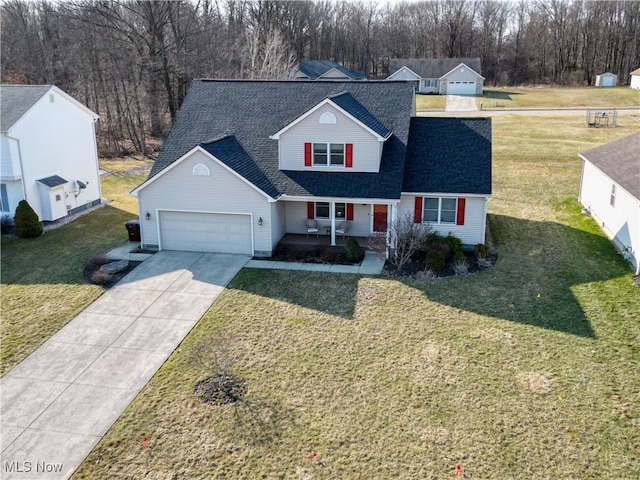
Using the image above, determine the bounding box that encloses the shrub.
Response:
[453,250,467,264]
[345,238,363,263]
[13,200,43,238]
[475,243,490,259]
[1,214,13,235]
[453,256,469,275]
[444,233,463,255]
[425,249,446,271]
[91,269,113,285]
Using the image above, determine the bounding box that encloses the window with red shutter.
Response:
[304,143,312,167]
[456,198,466,225]
[346,143,353,168]
[307,202,315,219]
[414,197,423,223]
[347,203,354,221]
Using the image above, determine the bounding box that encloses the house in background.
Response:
[595,72,617,87]
[578,132,640,274]
[386,58,484,95]
[630,68,640,89]
[1,85,101,222]
[288,60,365,80]
[132,80,491,257]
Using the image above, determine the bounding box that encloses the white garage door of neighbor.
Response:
[448,81,475,95]
[159,211,253,254]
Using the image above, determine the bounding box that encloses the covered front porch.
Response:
[276,233,378,250]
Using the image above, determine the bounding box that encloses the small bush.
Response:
[1,214,13,235]
[345,238,363,263]
[475,243,490,259]
[425,249,446,271]
[444,233,463,255]
[453,250,467,264]
[453,256,469,275]
[477,257,493,268]
[91,269,113,285]
[13,200,43,238]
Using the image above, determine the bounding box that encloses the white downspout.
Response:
[330,200,336,246]
[6,134,27,202]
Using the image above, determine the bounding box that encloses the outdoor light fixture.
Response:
[145,211,151,220]
[258,217,263,226]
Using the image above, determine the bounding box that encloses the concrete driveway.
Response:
[445,95,479,112]
[0,251,249,479]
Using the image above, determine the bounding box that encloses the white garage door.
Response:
[447,81,475,95]
[159,211,252,254]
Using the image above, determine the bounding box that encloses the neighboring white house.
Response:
[630,68,640,90]
[1,85,101,222]
[578,132,640,274]
[387,58,484,95]
[595,72,617,87]
[132,80,492,257]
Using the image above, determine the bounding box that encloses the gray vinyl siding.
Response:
[138,150,272,253]
[278,104,382,173]
[399,194,488,246]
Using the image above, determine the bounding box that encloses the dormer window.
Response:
[313,143,344,166]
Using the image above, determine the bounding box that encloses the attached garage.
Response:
[447,81,476,95]
[158,210,253,254]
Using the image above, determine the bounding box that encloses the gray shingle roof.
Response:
[389,58,482,79]
[0,85,52,132]
[580,132,640,199]
[151,80,415,200]
[403,117,492,195]
[292,60,364,80]
[329,92,391,138]
[37,175,68,188]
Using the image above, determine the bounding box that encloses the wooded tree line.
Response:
[2,0,639,156]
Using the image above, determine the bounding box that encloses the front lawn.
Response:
[0,174,145,376]
[74,116,640,478]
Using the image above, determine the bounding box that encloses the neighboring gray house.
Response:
[288,60,365,80]
[387,58,484,95]
[630,68,640,90]
[595,72,617,87]
[132,80,491,257]
[579,132,640,274]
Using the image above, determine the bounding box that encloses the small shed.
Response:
[595,72,617,87]
[630,68,640,90]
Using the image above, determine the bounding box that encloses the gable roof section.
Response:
[630,67,640,76]
[389,58,482,79]
[1,85,52,132]
[579,132,640,200]
[292,60,364,80]
[329,92,391,139]
[386,66,422,81]
[148,80,415,200]
[403,117,492,195]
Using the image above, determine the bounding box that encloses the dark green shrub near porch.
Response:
[345,238,363,263]
[13,200,43,238]
[425,249,446,271]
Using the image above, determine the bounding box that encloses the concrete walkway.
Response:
[0,251,249,479]
[445,94,479,112]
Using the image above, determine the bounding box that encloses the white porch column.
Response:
[330,200,336,246]
[388,202,397,259]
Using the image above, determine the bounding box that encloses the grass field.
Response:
[479,86,639,110]
[72,115,640,479]
[0,174,145,376]
[415,94,446,111]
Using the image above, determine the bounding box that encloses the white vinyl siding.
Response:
[399,194,488,245]
[284,201,372,237]
[442,65,484,95]
[137,150,272,254]
[278,104,381,172]
[579,161,639,274]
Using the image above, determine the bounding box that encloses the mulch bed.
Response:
[83,259,143,288]
[383,251,498,279]
[269,244,363,265]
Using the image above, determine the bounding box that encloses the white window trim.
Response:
[422,196,457,225]
[313,142,345,167]
[610,184,616,207]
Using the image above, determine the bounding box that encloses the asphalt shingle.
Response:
[292,60,364,80]
[1,85,52,132]
[389,58,482,78]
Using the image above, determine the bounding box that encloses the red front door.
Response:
[373,205,388,232]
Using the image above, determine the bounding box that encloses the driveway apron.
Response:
[0,251,249,479]
[445,95,478,112]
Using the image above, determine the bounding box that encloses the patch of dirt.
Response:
[269,244,363,265]
[194,375,248,406]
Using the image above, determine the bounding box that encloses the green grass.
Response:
[0,174,144,376]
[416,94,446,111]
[73,117,640,479]
[479,86,640,110]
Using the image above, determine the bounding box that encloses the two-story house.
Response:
[132,80,491,256]
[1,85,101,222]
